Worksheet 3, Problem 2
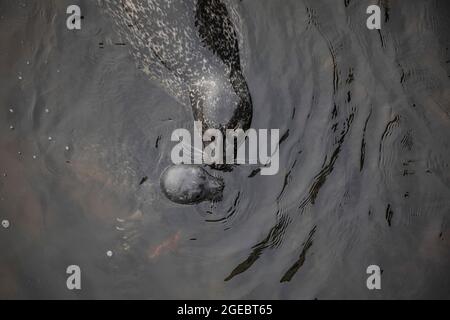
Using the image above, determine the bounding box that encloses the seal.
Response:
[101,0,252,132]
[101,0,252,204]
[160,165,224,204]
[191,0,252,133]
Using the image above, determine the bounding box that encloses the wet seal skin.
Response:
[101,0,252,134]
[191,0,253,134]
[160,165,224,204]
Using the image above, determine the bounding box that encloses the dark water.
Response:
[1,0,450,299]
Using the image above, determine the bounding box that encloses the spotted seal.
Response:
[101,0,252,132]
[101,0,252,204]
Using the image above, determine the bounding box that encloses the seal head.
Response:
[160,165,224,204]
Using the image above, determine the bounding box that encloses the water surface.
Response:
[1,0,450,299]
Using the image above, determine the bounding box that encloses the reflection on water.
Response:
[1,0,450,299]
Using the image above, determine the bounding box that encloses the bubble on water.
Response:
[106,250,113,257]
[65,146,70,151]
[2,220,9,229]
[48,136,53,141]
[32,155,37,160]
